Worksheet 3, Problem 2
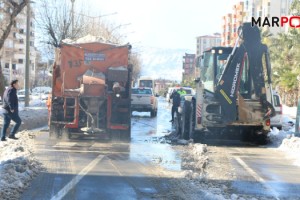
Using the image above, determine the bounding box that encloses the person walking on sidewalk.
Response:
[1,79,22,141]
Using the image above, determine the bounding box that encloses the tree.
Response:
[129,53,142,82]
[0,64,6,97]
[36,0,85,49]
[0,0,29,97]
[265,0,300,106]
[0,0,29,50]
[36,0,142,81]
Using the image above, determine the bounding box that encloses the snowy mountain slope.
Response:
[137,47,194,81]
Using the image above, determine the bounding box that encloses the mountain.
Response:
[137,47,194,81]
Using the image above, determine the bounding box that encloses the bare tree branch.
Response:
[0,0,29,50]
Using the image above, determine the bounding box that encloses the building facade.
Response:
[182,53,196,82]
[196,33,221,56]
[221,2,245,46]
[222,0,293,46]
[0,3,38,88]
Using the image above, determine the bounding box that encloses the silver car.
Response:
[271,92,282,129]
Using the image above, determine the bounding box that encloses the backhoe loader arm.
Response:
[215,23,274,123]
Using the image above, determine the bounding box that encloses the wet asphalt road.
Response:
[21,98,300,200]
[228,146,300,200]
[21,98,182,200]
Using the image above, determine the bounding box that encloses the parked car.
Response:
[166,87,175,102]
[131,87,158,117]
[271,92,282,129]
[167,87,195,103]
[41,91,51,100]
[17,89,32,101]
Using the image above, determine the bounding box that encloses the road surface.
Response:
[21,98,300,200]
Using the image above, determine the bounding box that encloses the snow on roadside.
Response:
[181,143,208,180]
[0,99,46,115]
[0,131,43,200]
[268,105,299,162]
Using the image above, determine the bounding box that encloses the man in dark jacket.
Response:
[1,79,22,141]
[170,89,181,123]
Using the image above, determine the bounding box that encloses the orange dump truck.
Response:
[49,39,132,140]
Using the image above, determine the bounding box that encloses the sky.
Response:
[77,0,240,51]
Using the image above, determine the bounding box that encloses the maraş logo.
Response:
[251,16,300,28]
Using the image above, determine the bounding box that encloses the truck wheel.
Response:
[256,132,269,145]
[49,124,57,139]
[174,112,181,136]
[61,128,71,140]
[110,130,131,142]
[181,101,191,140]
[188,103,195,140]
[150,110,156,118]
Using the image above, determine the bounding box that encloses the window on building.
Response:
[13,32,17,38]
[5,63,9,69]
[18,59,23,64]
[30,31,34,37]
[30,41,34,46]
[19,48,23,52]
[12,64,16,70]
[19,29,24,34]
[19,39,24,44]
[13,20,17,28]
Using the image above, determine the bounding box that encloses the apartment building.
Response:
[0,3,38,88]
[196,33,221,56]
[182,53,196,82]
[221,2,245,46]
[223,0,293,46]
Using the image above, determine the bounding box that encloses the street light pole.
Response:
[25,3,31,107]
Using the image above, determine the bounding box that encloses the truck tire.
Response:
[110,130,131,142]
[256,132,269,145]
[150,110,156,118]
[61,128,71,140]
[181,101,192,140]
[49,124,57,139]
[188,101,195,140]
[174,112,181,136]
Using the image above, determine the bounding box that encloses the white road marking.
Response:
[234,156,280,200]
[50,155,105,200]
[53,142,77,147]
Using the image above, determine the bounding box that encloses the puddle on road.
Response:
[129,99,183,172]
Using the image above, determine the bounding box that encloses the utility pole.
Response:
[71,0,75,36]
[25,3,31,107]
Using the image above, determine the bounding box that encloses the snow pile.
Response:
[0,131,42,199]
[268,127,294,147]
[282,105,297,118]
[181,143,208,180]
[62,34,119,45]
[280,136,300,153]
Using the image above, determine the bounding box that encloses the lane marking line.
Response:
[234,156,280,200]
[50,155,105,200]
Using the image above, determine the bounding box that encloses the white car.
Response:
[167,87,195,103]
[41,91,51,100]
[131,87,158,117]
[17,89,31,101]
[271,92,282,129]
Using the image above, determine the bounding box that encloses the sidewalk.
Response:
[0,105,48,133]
